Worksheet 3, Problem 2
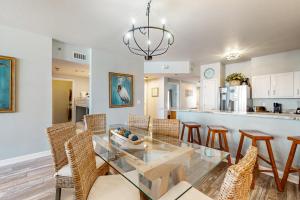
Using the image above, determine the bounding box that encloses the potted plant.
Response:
[226,73,246,86]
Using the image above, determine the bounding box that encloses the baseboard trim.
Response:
[0,150,51,167]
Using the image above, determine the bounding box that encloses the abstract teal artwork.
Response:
[0,56,15,112]
[109,72,133,108]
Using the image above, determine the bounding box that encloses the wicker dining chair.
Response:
[46,124,76,200]
[176,146,258,200]
[84,114,106,134]
[152,119,180,145]
[128,114,150,131]
[46,123,108,200]
[65,131,139,200]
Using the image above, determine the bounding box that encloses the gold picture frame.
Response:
[109,72,134,108]
[151,87,159,97]
[0,56,16,113]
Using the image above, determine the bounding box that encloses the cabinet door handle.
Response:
[273,90,276,95]
[297,89,300,96]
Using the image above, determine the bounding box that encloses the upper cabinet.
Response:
[252,72,295,98]
[270,72,294,98]
[252,75,271,98]
[294,71,300,98]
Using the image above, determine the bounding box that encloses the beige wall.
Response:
[52,80,72,124]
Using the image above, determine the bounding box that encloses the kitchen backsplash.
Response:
[253,99,300,113]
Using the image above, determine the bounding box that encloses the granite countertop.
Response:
[174,109,300,121]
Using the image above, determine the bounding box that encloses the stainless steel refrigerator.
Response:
[220,85,252,113]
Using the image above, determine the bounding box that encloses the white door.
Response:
[252,75,271,98]
[271,72,294,98]
[294,71,300,98]
[202,79,217,110]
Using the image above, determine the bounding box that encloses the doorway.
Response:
[52,79,73,124]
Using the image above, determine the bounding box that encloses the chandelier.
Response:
[123,0,174,60]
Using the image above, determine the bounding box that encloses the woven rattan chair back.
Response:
[151,119,180,145]
[218,146,258,200]
[65,131,98,200]
[46,123,76,172]
[84,114,106,134]
[128,114,150,131]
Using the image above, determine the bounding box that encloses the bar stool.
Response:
[236,130,282,191]
[281,136,300,190]
[181,122,202,144]
[206,125,232,165]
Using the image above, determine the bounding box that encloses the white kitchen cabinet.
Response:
[294,71,300,98]
[270,72,294,98]
[252,75,271,98]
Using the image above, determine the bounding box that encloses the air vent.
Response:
[73,52,87,61]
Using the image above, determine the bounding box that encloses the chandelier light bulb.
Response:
[131,18,136,25]
[161,18,166,25]
[147,40,151,45]
[166,33,171,39]
[125,32,131,39]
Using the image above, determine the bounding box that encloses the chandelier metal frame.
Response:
[123,0,174,60]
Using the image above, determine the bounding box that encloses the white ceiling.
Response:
[1,0,300,65]
[52,59,89,77]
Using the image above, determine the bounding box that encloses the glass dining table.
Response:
[93,125,229,200]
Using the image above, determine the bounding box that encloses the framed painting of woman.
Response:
[0,56,16,112]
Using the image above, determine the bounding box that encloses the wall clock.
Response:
[204,68,215,79]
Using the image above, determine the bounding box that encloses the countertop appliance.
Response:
[253,106,267,112]
[220,85,252,113]
[295,108,300,114]
[273,103,282,113]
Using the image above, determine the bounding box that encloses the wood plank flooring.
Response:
[0,156,299,200]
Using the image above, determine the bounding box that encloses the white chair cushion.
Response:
[87,174,140,200]
[56,156,105,177]
[159,181,192,200]
[178,187,213,200]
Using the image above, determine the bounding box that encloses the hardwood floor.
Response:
[0,156,299,200]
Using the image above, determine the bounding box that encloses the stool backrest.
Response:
[218,146,258,200]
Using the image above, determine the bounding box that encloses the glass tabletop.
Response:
[93,124,229,200]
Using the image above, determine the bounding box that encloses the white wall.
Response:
[52,40,90,65]
[145,77,166,119]
[225,49,300,77]
[225,61,252,77]
[180,82,198,109]
[52,74,89,122]
[0,26,52,160]
[90,50,144,125]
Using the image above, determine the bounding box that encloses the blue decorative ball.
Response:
[131,135,139,141]
[124,130,131,138]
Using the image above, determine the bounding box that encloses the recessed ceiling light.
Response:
[225,49,241,61]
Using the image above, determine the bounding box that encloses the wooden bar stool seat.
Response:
[206,125,232,165]
[281,136,300,190]
[181,122,202,144]
[236,129,282,191]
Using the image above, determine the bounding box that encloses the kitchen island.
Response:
[177,109,300,180]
